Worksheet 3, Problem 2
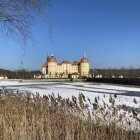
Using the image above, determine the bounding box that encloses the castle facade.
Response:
[42,54,90,78]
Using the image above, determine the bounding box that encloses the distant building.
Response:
[0,75,8,80]
[119,75,124,78]
[112,75,115,78]
[42,54,90,78]
[95,75,103,78]
[34,74,42,79]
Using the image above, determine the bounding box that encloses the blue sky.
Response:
[0,0,140,70]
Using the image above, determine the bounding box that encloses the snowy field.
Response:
[1,80,140,130]
[0,80,140,108]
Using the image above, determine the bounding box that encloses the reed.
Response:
[0,91,140,140]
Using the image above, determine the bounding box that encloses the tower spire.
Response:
[83,53,86,58]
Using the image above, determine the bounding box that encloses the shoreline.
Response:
[0,79,140,89]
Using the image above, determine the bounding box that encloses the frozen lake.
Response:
[1,80,140,108]
[1,80,140,97]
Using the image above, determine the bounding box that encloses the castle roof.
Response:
[62,60,71,64]
[44,54,89,65]
[47,55,57,63]
[80,57,89,63]
[42,63,47,68]
[72,61,79,65]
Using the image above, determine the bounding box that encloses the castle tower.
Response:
[47,54,57,78]
[80,54,89,77]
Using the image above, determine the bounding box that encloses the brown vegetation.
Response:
[0,91,140,140]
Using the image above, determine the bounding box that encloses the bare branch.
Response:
[0,0,52,43]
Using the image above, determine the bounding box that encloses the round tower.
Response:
[80,54,89,77]
[47,54,57,78]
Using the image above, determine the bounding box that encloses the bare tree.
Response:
[0,0,52,43]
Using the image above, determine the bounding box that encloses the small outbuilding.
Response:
[0,75,8,80]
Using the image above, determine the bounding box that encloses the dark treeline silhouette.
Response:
[88,68,140,86]
[0,69,41,79]
[90,68,140,78]
[87,77,140,86]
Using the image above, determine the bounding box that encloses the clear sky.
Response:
[0,0,140,70]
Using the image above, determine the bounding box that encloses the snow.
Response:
[0,80,140,108]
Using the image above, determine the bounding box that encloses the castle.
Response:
[42,54,90,78]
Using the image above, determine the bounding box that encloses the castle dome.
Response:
[62,60,70,64]
[80,54,89,63]
[80,57,89,63]
[47,54,57,63]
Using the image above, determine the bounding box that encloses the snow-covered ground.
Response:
[0,80,140,108]
[1,80,140,130]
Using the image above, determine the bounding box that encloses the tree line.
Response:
[90,68,140,78]
[0,69,41,79]
[1,68,140,79]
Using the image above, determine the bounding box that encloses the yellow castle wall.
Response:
[42,61,89,77]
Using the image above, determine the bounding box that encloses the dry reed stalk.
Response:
[0,91,140,140]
